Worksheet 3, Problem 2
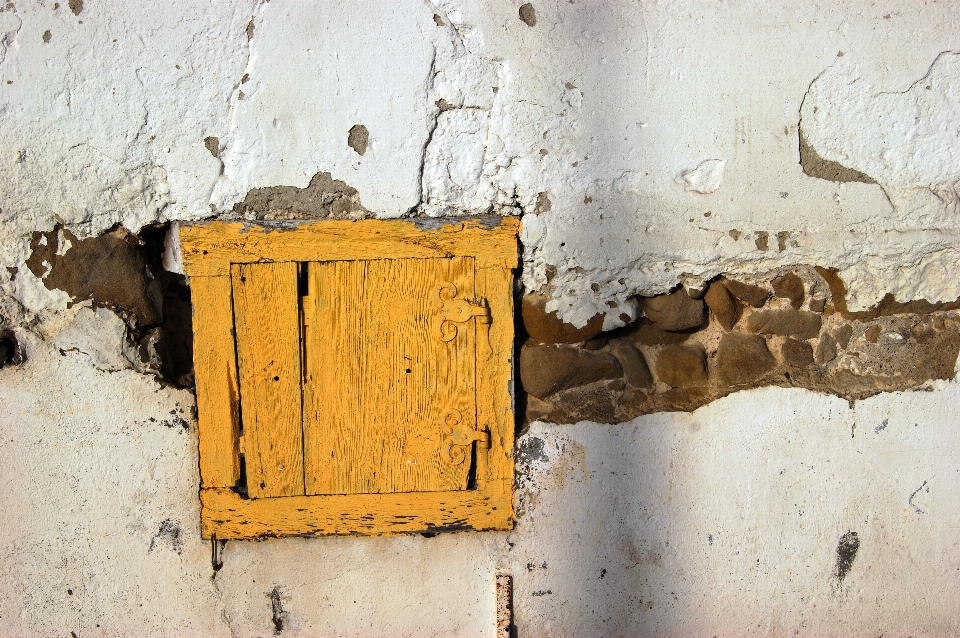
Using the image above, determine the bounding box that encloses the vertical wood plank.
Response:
[302,257,476,494]
[302,260,366,496]
[232,262,304,498]
[191,275,240,488]
[476,262,516,500]
[364,257,476,493]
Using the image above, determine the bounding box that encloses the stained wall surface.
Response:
[1,1,959,636]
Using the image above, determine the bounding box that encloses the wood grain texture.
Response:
[191,218,520,538]
[200,487,512,539]
[180,218,520,276]
[191,275,240,488]
[232,262,305,498]
[302,258,476,494]
[475,264,516,499]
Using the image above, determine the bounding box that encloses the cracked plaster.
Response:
[2,1,960,326]
[2,2,960,635]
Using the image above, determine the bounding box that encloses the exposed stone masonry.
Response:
[520,267,960,424]
[20,225,960,425]
[23,224,194,387]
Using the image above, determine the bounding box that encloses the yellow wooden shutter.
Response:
[182,217,519,538]
[301,257,479,494]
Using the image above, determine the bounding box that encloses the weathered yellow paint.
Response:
[232,262,305,498]
[191,275,240,488]
[302,257,476,495]
[185,216,520,539]
[200,485,513,538]
[475,263,517,484]
[179,217,521,276]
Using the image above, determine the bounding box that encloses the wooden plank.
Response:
[232,262,305,498]
[302,258,476,494]
[200,486,513,539]
[191,275,240,488]
[179,217,520,276]
[475,263,517,500]
[301,260,366,494]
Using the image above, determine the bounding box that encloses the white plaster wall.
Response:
[2,1,960,636]
[3,321,959,637]
[511,386,960,636]
[3,1,960,322]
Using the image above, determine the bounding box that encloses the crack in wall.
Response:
[413,1,517,218]
[209,541,239,638]
[206,0,269,217]
[796,62,877,185]
[799,50,960,220]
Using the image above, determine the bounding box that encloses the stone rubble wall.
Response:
[521,267,960,423]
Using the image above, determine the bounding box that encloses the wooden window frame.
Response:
[180,217,520,539]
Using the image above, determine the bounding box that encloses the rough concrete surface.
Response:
[3,327,959,636]
[513,384,960,637]
[2,1,960,636]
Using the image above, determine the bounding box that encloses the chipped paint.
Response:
[1,2,960,636]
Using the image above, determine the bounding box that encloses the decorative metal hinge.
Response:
[432,281,491,343]
[439,408,491,465]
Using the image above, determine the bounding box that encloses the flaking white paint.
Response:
[1,1,960,636]
[801,51,960,310]
[2,1,960,324]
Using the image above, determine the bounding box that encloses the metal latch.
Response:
[432,281,491,342]
[439,408,491,465]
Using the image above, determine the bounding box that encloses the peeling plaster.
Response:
[2,2,959,325]
[2,3,960,634]
[801,51,960,310]
[801,52,960,219]
[209,1,432,218]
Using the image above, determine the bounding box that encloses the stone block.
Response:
[703,281,741,330]
[519,343,622,399]
[609,339,653,389]
[721,277,771,308]
[715,332,776,385]
[782,338,814,367]
[815,333,838,364]
[833,324,853,348]
[643,289,705,332]
[655,345,707,388]
[745,309,822,340]
[772,272,805,309]
[522,293,604,344]
[624,320,693,345]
